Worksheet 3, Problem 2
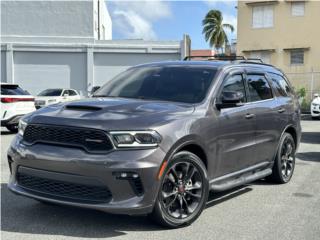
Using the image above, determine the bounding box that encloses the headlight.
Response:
[110,131,161,148]
[18,119,27,136]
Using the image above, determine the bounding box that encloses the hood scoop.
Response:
[65,105,102,111]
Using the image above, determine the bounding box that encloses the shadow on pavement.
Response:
[0,184,159,238]
[296,152,320,163]
[300,132,320,144]
[1,183,252,238]
[206,186,252,208]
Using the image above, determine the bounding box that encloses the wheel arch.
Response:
[163,135,208,170]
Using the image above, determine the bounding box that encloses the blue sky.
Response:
[107,0,237,49]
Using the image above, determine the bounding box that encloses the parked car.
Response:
[1,83,35,133]
[311,93,320,119]
[8,60,301,228]
[35,88,80,109]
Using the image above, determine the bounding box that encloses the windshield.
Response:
[38,89,63,96]
[94,66,217,103]
[1,84,29,95]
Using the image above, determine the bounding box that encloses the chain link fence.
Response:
[286,71,320,112]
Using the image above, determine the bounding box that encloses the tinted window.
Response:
[69,90,78,96]
[221,74,246,102]
[247,74,273,102]
[38,89,63,96]
[269,73,292,97]
[94,66,217,104]
[1,84,29,95]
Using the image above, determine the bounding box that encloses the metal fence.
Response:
[286,71,320,101]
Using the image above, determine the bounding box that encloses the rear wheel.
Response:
[151,151,209,228]
[6,124,18,133]
[268,133,296,184]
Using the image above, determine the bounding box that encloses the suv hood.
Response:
[312,97,320,104]
[28,98,195,130]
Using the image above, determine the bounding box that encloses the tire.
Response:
[151,151,209,228]
[6,124,18,133]
[267,133,296,184]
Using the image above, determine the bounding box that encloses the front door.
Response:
[215,72,257,177]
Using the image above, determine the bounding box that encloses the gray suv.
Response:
[7,59,301,228]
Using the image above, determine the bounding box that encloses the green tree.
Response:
[202,10,234,51]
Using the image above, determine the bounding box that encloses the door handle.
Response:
[278,108,286,113]
[245,113,255,119]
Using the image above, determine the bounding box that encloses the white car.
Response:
[35,88,81,109]
[311,93,320,119]
[1,83,36,133]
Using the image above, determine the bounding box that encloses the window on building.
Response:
[252,5,274,28]
[249,51,271,64]
[291,2,305,16]
[290,49,304,65]
[247,74,273,102]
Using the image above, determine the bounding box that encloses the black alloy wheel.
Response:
[151,151,208,228]
[268,133,296,183]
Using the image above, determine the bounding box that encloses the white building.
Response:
[1,0,188,96]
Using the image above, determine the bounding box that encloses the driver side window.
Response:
[221,74,247,103]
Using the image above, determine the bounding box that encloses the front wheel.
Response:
[151,151,209,228]
[268,133,296,184]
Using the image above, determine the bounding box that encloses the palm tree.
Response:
[202,10,234,52]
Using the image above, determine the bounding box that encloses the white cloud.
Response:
[205,0,237,7]
[109,0,172,40]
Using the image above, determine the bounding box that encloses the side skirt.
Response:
[209,162,272,192]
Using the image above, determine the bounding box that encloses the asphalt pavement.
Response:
[1,118,320,240]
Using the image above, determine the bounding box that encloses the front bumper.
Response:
[7,135,166,215]
[311,105,320,117]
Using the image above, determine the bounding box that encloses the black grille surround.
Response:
[23,124,114,153]
[17,171,112,204]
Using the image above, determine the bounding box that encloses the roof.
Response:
[134,60,230,69]
[132,60,283,76]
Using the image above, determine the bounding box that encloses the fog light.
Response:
[114,172,140,179]
[120,172,128,178]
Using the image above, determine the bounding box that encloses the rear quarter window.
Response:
[269,73,293,97]
[1,85,29,95]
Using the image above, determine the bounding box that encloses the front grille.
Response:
[17,172,112,203]
[23,124,113,153]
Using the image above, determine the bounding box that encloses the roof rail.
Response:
[184,55,247,61]
[245,58,264,63]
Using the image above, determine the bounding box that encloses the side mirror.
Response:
[216,91,244,110]
[63,93,69,97]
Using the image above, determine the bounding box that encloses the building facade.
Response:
[1,1,187,96]
[237,0,320,98]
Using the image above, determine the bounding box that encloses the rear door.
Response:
[215,70,258,176]
[244,71,280,164]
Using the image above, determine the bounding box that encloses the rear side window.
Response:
[69,90,78,96]
[269,73,292,97]
[38,89,63,96]
[221,74,246,102]
[1,84,29,95]
[247,74,273,102]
